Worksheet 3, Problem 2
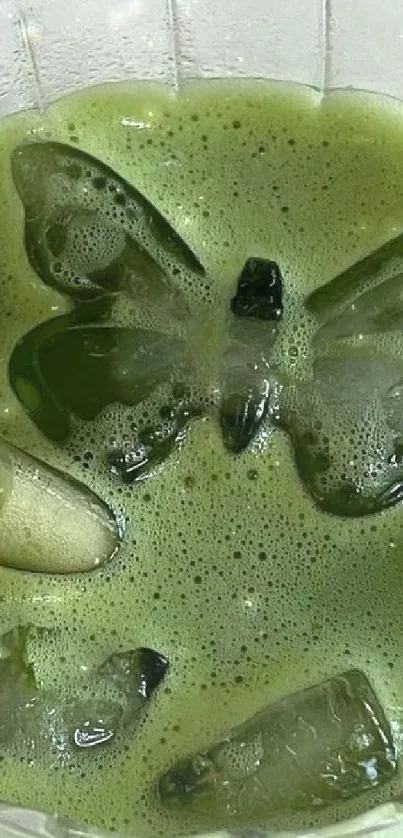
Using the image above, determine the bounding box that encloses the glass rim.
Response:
[1,799,403,838]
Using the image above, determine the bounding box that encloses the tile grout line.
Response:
[165,0,181,93]
[322,0,332,95]
[16,6,44,113]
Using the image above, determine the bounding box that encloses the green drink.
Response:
[1,80,403,837]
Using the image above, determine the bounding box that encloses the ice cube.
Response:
[71,708,117,749]
[58,693,124,753]
[158,670,396,823]
[219,391,269,454]
[231,257,283,321]
[8,315,72,443]
[0,438,121,573]
[71,647,169,747]
[0,630,168,760]
[136,647,170,698]
[0,627,39,747]
[108,400,203,484]
[0,630,77,759]
[40,323,184,420]
[0,628,77,758]
[11,142,207,303]
[292,236,403,512]
[108,443,150,484]
[314,272,403,343]
[9,314,185,436]
[384,378,403,438]
[0,443,13,510]
[44,208,189,319]
[306,232,403,325]
[219,318,278,453]
[280,352,403,516]
[99,647,168,710]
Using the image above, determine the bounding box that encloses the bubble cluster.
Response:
[11,141,212,314]
[0,80,403,837]
[52,213,126,275]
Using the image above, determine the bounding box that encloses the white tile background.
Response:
[2,0,403,116]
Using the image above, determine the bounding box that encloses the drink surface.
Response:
[1,79,403,835]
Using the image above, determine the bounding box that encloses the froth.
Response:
[0,81,403,836]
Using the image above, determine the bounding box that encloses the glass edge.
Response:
[1,800,403,838]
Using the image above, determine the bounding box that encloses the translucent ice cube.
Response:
[0,437,121,573]
[0,627,38,747]
[158,670,396,824]
[314,272,403,343]
[66,647,168,752]
[9,313,185,438]
[0,629,168,761]
[281,350,403,516]
[11,142,207,304]
[219,318,278,453]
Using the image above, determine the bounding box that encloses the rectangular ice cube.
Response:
[159,670,396,825]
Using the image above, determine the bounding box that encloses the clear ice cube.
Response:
[306,232,403,325]
[0,629,168,762]
[0,627,38,747]
[314,272,403,343]
[0,437,121,573]
[280,350,403,516]
[158,670,396,824]
[9,313,185,438]
[219,318,278,454]
[11,142,207,304]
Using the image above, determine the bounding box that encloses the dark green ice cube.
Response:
[219,390,269,454]
[9,314,185,440]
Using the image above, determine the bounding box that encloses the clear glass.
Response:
[1,0,403,835]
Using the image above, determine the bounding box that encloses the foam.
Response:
[0,80,403,835]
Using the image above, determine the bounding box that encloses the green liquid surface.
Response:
[1,80,403,835]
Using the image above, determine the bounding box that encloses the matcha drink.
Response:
[1,80,403,836]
